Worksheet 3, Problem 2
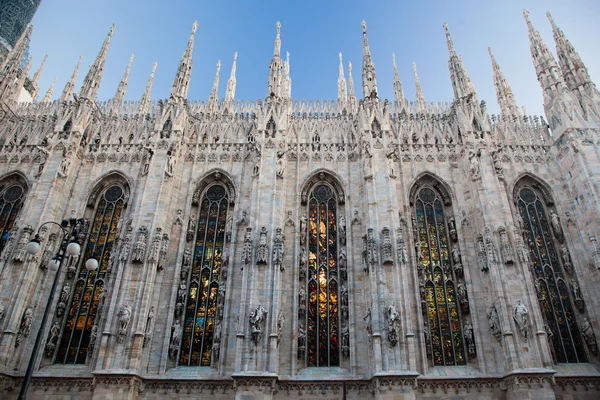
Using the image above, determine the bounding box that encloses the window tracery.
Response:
[298,182,345,367]
[177,184,230,366]
[516,185,587,363]
[56,183,126,364]
[413,184,468,366]
[0,182,26,256]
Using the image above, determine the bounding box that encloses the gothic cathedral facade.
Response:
[0,10,599,400]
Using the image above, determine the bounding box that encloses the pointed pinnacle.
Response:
[42,77,57,103]
[546,11,557,28]
[137,62,157,114]
[443,22,456,55]
[32,54,48,85]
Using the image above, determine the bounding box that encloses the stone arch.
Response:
[191,169,237,207]
[0,170,31,193]
[511,172,555,206]
[86,170,132,208]
[408,172,453,206]
[300,169,345,205]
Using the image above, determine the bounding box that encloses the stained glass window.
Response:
[0,184,26,255]
[415,186,466,366]
[56,184,125,364]
[517,187,586,363]
[178,185,228,366]
[302,184,339,367]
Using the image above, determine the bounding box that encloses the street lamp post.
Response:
[17,218,98,400]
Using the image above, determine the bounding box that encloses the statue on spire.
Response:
[170,21,198,100]
[208,60,221,112]
[338,52,347,102]
[392,53,404,106]
[225,52,238,103]
[361,20,378,99]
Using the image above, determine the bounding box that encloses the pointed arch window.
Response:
[56,184,126,364]
[516,186,586,363]
[414,185,467,366]
[178,184,229,366]
[0,182,26,255]
[301,184,340,367]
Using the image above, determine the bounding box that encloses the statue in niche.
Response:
[298,288,306,317]
[451,246,463,277]
[396,227,407,264]
[89,325,98,352]
[242,227,253,267]
[256,227,269,264]
[423,325,432,356]
[339,248,347,280]
[571,281,585,313]
[340,284,349,320]
[221,247,229,280]
[387,304,400,346]
[457,283,470,314]
[464,322,476,357]
[272,228,284,271]
[118,305,132,343]
[581,318,598,356]
[447,217,458,242]
[45,322,61,357]
[0,301,4,321]
[513,299,529,340]
[549,210,564,242]
[488,305,502,342]
[249,305,267,344]
[57,283,70,317]
[361,235,368,273]
[132,227,148,263]
[364,308,373,341]
[560,245,573,275]
[468,148,481,180]
[143,306,155,347]
[298,321,306,358]
[498,226,514,264]
[339,216,347,245]
[276,310,284,345]
[477,234,489,272]
[186,218,196,242]
[341,324,350,358]
[169,320,182,359]
[513,228,529,263]
[16,308,33,347]
[299,213,307,245]
[225,215,233,242]
[351,210,362,226]
[367,228,378,266]
[380,227,393,265]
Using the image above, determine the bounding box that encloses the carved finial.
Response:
[192,21,199,34]
[361,20,367,33]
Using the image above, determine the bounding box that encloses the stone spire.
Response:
[361,20,378,99]
[31,54,47,84]
[60,55,82,103]
[0,24,32,103]
[337,52,347,102]
[266,21,285,98]
[170,21,198,100]
[137,62,157,115]
[224,52,237,102]
[546,11,592,91]
[413,62,426,114]
[110,53,134,114]
[3,58,31,106]
[42,77,56,103]
[523,10,562,92]
[347,61,357,106]
[489,47,520,117]
[207,60,221,111]
[443,22,476,101]
[282,51,291,98]
[392,53,404,105]
[78,24,115,100]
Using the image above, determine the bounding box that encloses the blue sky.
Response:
[27,0,600,117]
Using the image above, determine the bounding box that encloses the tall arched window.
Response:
[301,184,340,367]
[55,184,126,364]
[516,185,586,363]
[414,184,466,366]
[0,181,27,255]
[178,184,229,366]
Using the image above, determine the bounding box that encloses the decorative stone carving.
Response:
[381,227,393,265]
[447,247,462,280]
[468,148,481,180]
[256,227,268,264]
[285,210,295,227]
[132,226,148,263]
[118,305,132,343]
[249,305,267,344]
[298,288,306,317]
[423,325,432,356]
[396,227,407,264]
[339,248,347,280]
[387,303,400,346]
[169,320,182,359]
[13,225,33,263]
[0,301,4,321]
[464,322,476,357]
[237,210,249,227]
[498,226,514,264]
[242,227,252,267]
[45,321,61,357]
[299,213,307,245]
[217,286,225,319]
[339,216,347,245]
[351,210,362,226]
[89,325,98,352]
[276,310,284,345]
[39,232,57,270]
[367,228,378,267]
[477,234,489,272]
[119,226,133,263]
[490,147,504,179]
[0,225,18,261]
[298,321,306,358]
[172,209,184,226]
[364,308,373,342]
[581,318,598,356]
[457,283,470,314]
[484,226,499,264]
[56,283,70,317]
[147,228,162,266]
[143,306,155,347]
[361,234,368,273]
[488,305,502,343]
[16,307,33,347]
[560,245,573,275]
[571,281,585,313]
[460,209,471,227]
[340,284,349,320]
[549,210,564,243]
[513,299,529,340]
[272,227,284,271]
[157,233,169,271]
[447,217,458,242]
[225,215,233,242]
[186,217,196,242]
